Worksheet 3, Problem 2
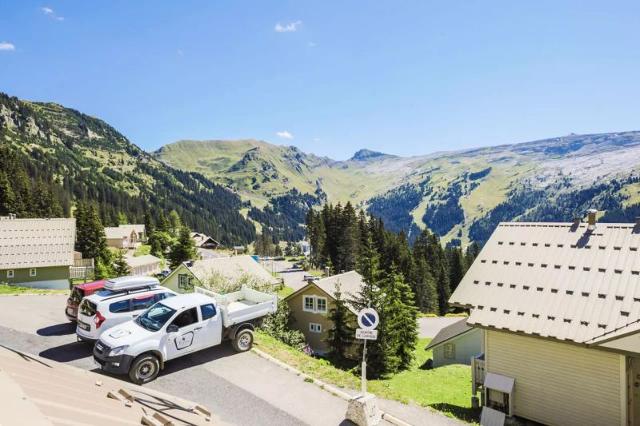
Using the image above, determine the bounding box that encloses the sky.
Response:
[1,1,640,160]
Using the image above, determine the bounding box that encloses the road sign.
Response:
[357,308,379,330]
[356,328,378,340]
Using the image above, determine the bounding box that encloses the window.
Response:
[178,274,193,290]
[201,304,216,320]
[303,296,315,312]
[171,307,198,328]
[302,295,328,313]
[132,294,156,311]
[6,269,14,278]
[444,343,456,359]
[109,300,131,313]
[316,297,327,313]
[29,268,37,277]
[309,323,322,333]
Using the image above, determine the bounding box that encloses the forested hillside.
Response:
[157,132,640,246]
[0,92,255,245]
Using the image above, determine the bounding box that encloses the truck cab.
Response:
[94,287,276,384]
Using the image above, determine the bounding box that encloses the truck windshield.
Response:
[135,303,176,332]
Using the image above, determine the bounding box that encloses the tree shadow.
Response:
[37,322,76,336]
[39,340,93,362]
[429,403,481,423]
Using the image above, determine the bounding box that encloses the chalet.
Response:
[450,212,640,425]
[191,232,220,250]
[0,216,75,289]
[425,318,484,367]
[285,271,364,355]
[162,255,279,293]
[104,224,146,249]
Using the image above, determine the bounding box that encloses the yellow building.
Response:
[285,271,364,356]
[450,213,640,425]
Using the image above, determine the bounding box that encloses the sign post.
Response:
[356,308,379,396]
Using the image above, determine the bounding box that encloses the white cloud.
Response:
[308,41,317,48]
[274,20,302,33]
[276,131,294,140]
[0,42,15,51]
[41,6,64,21]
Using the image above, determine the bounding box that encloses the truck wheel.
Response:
[129,354,160,385]
[232,329,254,352]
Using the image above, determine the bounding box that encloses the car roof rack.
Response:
[104,276,160,292]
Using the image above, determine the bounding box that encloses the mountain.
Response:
[0,92,255,245]
[155,132,640,245]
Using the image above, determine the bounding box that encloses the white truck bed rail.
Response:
[195,286,277,327]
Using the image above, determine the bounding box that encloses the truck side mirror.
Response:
[166,324,179,333]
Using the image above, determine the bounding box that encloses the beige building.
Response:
[426,318,484,367]
[191,232,220,249]
[162,255,280,293]
[450,213,640,426]
[285,271,364,355]
[104,224,145,249]
[0,216,75,289]
[124,254,162,276]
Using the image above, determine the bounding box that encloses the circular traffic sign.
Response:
[357,308,379,330]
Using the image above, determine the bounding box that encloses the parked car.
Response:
[76,276,176,342]
[65,280,106,322]
[93,285,277,384]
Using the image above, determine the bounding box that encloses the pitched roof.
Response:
[186,255,279,285]
[0,218,75,269]
[314,271,366,301]
[104,224,144,239]
[285,271,366,314]
[450,221,640,345]
[190,232,220,247]
[0,346,213,425]
[124,254,161,268]
[425,318,473,350]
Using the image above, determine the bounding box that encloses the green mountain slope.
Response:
[0,92,255,245]
[156,132,640,245]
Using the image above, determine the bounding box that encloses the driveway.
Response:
[272,260,309,292]
[0,295,353,426]
[419,316,466,339]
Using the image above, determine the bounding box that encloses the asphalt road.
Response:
[272,260,309,292]
[0,294,356,426]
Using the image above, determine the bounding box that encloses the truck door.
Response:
[164,307,204,360]
[199,303,222,348]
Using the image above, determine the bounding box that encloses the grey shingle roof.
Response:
[449,221,640,344]
[315,271,366,301]
[425,318,472,350]
[0,218,75,269]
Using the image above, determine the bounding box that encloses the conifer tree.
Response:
[327,282,355,362]
[112,250,131,276]
[168,226,197,268]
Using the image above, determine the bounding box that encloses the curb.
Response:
[251,347,414,426]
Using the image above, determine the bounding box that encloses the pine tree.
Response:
[327,282,355,363]
[0,170,16,215]
[168,226,197,268]
[168,210,182,236]
[112,250,131,276]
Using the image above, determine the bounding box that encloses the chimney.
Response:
[572,216,581,226]
[635,216,640,226]
[586,209,598,231]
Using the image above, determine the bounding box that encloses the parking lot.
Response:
[0,294,355,426]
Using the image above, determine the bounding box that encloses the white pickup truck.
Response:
[93,286,277,384]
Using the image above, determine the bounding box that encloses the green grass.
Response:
[0,284,69,295]
[133,244,151,257]
[276,286,295,298]
[254,332,478,423]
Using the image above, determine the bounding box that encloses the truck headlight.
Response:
[108,345,129,357]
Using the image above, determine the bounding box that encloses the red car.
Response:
[65,280,106,321]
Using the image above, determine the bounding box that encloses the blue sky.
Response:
[1,1,640,159]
